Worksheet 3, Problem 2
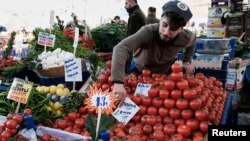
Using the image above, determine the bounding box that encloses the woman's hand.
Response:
[113,83,127,107]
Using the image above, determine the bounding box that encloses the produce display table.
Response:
[221,93,233,125]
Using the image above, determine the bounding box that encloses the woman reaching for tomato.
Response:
[111,1,196,106]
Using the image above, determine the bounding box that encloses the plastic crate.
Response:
[36,71,90,90]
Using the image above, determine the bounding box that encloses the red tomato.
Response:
[170,89,182,100]
[42,134,51,141]
[147,106,157,115]
[64,126,73,133]
[177,125,191,138]
[158,107,168,117]
[56,119,67,129]
[141,115,148,124]
[147,115,157,125]
[101,83,111,91]
[1,130,12,139]
[138,105,147,115]
[181,109,193,120]
[23,108,32,115]
[176,80,188,90]
[153,130,165,141]
[148,88,159,98]
[72,126,81,134]
[99,74,108,84]
[132,95,142,105]
[153,123,164,131]
[6,120,17,129]
[128,126,143,136]
[183,89,197,100]
[199,121,208,133]
[189,99,202,111]
[163,124,176,136]
[187,77,198,87]
[141,97,152,106]
[131,114,141,123]
[163,116,174,124]
[68,112,78,121]
[186,119,199,131]
[171,63,182,73]
[152,97,163,108]
[6,113,15,119]
[159,90,170,100]
[170,72,183,81]
[75,118,85,128]
[176,99,189,110]
[142,69,151,77]
[143,124,153,135]
[169,108,181,119]
[12,115,23,124]
[164,98,176,109]
[164,80,176,90]
[195,110,208,122]
[171,134,184,141]
[174,118,186,127]
[78,106,87,114]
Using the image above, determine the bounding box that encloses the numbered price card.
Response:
[7,78,33,104]
[112,97,139,125]
[84,86,117,115]
[134,83,152,97]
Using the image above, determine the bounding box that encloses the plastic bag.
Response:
[19,128,37,141]
[36,126,91,141]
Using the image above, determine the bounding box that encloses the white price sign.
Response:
[112,97,139,125]
[134,83,152,97]
[64,58,82,82]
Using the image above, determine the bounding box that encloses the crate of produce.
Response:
[195,68,228,85]
[36,59,87,77]
[208,6,230,18]
[207,27,226,38]
[36,70,90,90]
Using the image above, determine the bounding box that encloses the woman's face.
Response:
[159,15,182,42]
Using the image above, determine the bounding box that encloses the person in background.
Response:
[125,0,146,36]
[0,25,7,33]
[111,0,196,106]
[146,6,160,24]
[124,0,146,74]
[111,16,126,24]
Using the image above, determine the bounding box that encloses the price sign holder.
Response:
[7,78,33,114]
[84,86,117,140]
[112,97,139,125]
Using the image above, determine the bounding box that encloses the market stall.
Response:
[1,0,250,140]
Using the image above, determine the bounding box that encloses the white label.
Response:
[0,80,2,85]
[134,83,152,97]
[73,27,79,48]
[37,32,56,47]
[112,97,139,125]
[64,58,82,82]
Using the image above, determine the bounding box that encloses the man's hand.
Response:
[183,63,195,75]
[113,83,127,107]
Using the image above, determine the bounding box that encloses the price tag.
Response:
[112,97,139,125]
[64,58,82,82]
[50,10,55,25]
[7,78,33,104]
[84,86,117,115]
[0,79,2,85]
[134,83,152,97]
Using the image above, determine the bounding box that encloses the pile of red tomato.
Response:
[94,62,227,141]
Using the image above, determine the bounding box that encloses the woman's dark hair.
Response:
[162,12,186,31]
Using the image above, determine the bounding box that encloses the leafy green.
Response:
[85,114,116,141]
[91,23,126,52]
